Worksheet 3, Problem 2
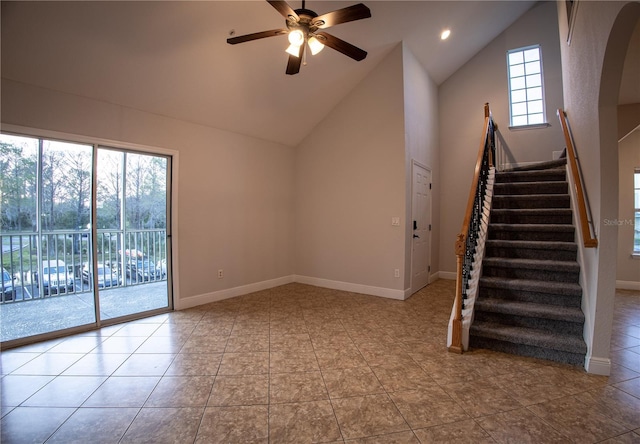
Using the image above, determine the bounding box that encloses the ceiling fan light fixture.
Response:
[307,36,324,55]
[288,29,305,46]
[285,43,301,57]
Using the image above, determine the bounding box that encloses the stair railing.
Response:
[448,103,496,353]
[557,109,598,248]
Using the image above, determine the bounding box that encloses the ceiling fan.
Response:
[227,0,371,75]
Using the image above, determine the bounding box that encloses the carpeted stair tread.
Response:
[470,321,587,354]
[489,223,575,233]
[503,158,567,171]
[483,257,579,273]
[490,208,573,224]
[479,276,582,297]
[492,194,570,209]
[494,181,568,195]
[485,240,577,261]
[485,240,577,252]
[496,169,566,183]
[474,298,584,322]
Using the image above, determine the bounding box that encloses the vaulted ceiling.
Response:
[1,1,539,146]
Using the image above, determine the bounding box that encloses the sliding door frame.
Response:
[0,124,179,346]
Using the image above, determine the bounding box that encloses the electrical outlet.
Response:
[218,269,224,279]
[394,269,400,278]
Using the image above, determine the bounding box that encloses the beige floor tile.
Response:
[46,407,139,444]
[0,351,41,375]
[442,379,522,417]
[574,385,640,430]
[269,400,341,443]
[597,431,640,443]
[389,387,469,429]
[270,333,314,351]
[180,335,228,353]
[208,374,269,406]
[197,405,268,444]
[270,350,320,373]
[218,352,269,375]
[9,352,84,375]
[164,352,222,376]
[0,406,75,444]
[120,406,204,443]
[61,352,130,376]
[112,353,175,376]
[269,371,328,403]
[528,396,630,442]
[135,335,187,354]
[615,376,640,398]
[371,361,437,392]
[323,366,385,398]
[82,376,160,407]
[225,334,269,352]
[412,419,495,444]
[22,375,106,407]
[476,408,571,443]
[332,394,410,440]
[0,374,55,407]
[315,347,368,370]
[346,430,421,443]
[145,375,214,407]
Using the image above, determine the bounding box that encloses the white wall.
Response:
[402,44,440,287]
[556,0,640,374]
[438,1,566,274]
[294,44,407,297]
[617,128,640,287]
[1,79,296,308]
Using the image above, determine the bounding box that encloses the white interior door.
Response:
[411,162,431,294]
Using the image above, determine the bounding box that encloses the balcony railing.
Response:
[1,229,168,304]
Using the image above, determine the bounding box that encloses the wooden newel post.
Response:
[449,233,465,354]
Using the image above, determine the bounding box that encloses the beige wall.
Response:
[402,44,440,288]
[617,128,640,285]
[1,79,296,308]
[294,45,407,297]
[556,0,640,374]
[438,1,566,274]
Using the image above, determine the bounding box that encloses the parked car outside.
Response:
[156,258,167,278]
[82,263,122,289]
[1,268,16,301]
[127,258,161,282]
[38,260,75,295]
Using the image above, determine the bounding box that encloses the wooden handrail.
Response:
[449,103,493,353]
[557,109,598,248]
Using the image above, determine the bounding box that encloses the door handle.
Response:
[413,234,420,239]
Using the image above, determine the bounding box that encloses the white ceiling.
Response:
[1,1,538,146]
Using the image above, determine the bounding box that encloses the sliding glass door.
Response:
[0,133,172,345]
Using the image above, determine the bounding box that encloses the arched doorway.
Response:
[596,2,640,373]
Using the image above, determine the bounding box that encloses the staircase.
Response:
[469,158,588,366]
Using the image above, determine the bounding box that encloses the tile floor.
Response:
[1,280,639,443]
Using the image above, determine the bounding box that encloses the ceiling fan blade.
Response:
[315,31,367,61]
[286,44,304,75]
[311,3,371,29]
[267,0,299,21]
[227,29,288,45]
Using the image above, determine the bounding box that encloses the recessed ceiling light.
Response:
[441,29,451,40]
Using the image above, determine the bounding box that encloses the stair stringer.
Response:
[565,164,609,374]
[447,167,495,351]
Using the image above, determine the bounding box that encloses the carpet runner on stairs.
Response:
[469,158,588,366]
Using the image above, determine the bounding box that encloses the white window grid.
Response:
[507,45,546,127]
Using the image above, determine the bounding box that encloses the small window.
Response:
[634,168,640,253]
[507,45,546,127]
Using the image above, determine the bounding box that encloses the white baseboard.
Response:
[176,271,456,310]
[616,280,640,291]
[437,271,457,280]
[175,275,295,310]
[585,354,611,375]
[295,275,407,300]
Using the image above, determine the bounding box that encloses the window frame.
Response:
[507,44,549,129]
